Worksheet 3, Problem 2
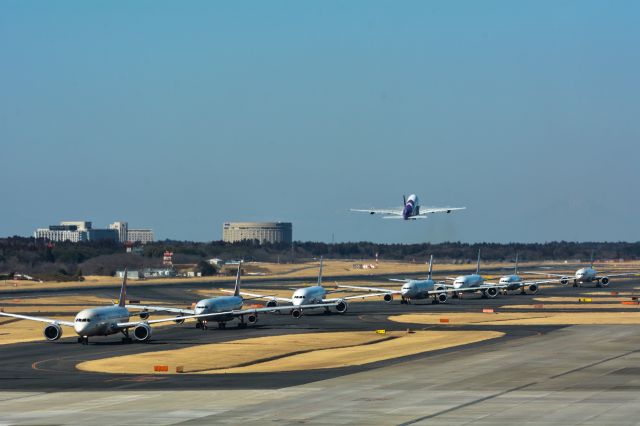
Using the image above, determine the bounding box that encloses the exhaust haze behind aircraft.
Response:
[127,262,339,327]
[350,194,465,220]
[526,252,639,288]
[0,268,213,344]
[338,255,450,304]
[221,257,389,317]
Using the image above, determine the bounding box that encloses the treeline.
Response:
[1,237,639,279]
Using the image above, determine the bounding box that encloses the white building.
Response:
[222,222,292,244]
[34,227,87,242]
[109,221,129,243]
[127,229,154,244]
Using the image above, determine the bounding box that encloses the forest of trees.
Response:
[1,236,639,280]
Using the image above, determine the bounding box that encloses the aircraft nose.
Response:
[74,322,89,335]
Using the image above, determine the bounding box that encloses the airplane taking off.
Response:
[446,250,507,298]
[127,262,339,328]
[222,257,389,316]
[526,253,638,288]
[337,255,450,304]
[350,194,465,220]
[498,253,558,295]
[0,269,210,344]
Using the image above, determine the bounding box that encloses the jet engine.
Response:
[559,277,570,286]
[486,287,499,298]
[335,300,348,313]
[247,313,258,324]
[174,315,185,324]
[139,311,150,320]
[291,308,302,319]
[133,324,152,342]
[383,294,393,303]
[601,276,610,286]
[43,324,63,341]
[437,292,448,303]
[266,300,278,308]
[528,284,539,294]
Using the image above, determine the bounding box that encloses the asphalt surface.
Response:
[1,273,640,424]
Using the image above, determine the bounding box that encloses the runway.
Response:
[1,276,640,424]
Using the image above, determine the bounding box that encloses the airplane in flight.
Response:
[127,262,339,328]
[337,255,450,304]
[221,257,390,315]
[0,269,213,344]
[497,253,558,295]
[526,253,638,288]
[445,250,508,298]
[350,194,466,220]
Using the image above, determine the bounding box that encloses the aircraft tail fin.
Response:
[515,252,519,275]
[317,256,324,287]
[233,262,242,297]
[476,249,481,275]
[590,251,594,268]
[118,267,128,307]
[428,255,433,280]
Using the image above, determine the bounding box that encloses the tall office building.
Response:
[109,221,129,243]
[222,222,292,244]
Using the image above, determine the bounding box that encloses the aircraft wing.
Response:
[524,271,569,278]
[337,284,401,294]
[219,289,292,303]
[350,208,403,216]
[450,284,508,293]
[0,311,75,327]
[417,207,466,215]
[506,279,562,288]
[325,292,395,302]
[116,303,340,328]
[126,304,195,315]
[598,273,640,278]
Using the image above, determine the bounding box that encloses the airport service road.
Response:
[1,278,640,424]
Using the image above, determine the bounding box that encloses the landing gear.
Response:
[197,321,209,330]
[121,329,132,343]
[573,279,578,288]
[77,336,89,345]
[238,316,247,328]
[324,306,331,314]
[481,290,488,299]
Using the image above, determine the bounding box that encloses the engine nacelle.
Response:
[335,300,348,313]
[383,293,393,303]
[486,287,498,298]
[266,300,278,308]
[560,277,569,286]
[437,292,448,303]
[528,284,539,294]
[133,324,152,342]
[601,276,610,286]
[247,313,258,324]
[139,311,150,320]
[174,315,185,325]
[291,308,302,319]
[44,323,63,341]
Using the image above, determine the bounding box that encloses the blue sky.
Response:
[1,1,639,243]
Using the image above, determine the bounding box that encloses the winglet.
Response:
[233,262,242,297]
[317,256,324,287]
[427,255,433,280]
[476,249,481,275]
[118,267,128,307]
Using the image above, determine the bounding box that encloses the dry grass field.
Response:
[389,311,640,326]
[76,330,504,375]
[2,260,639,293]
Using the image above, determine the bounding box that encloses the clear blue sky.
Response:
[1,1,639,243]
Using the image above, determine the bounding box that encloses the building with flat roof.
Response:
[222,222,292,244]
[127,229,154,244]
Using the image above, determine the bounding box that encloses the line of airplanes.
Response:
[1,192,637,344]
